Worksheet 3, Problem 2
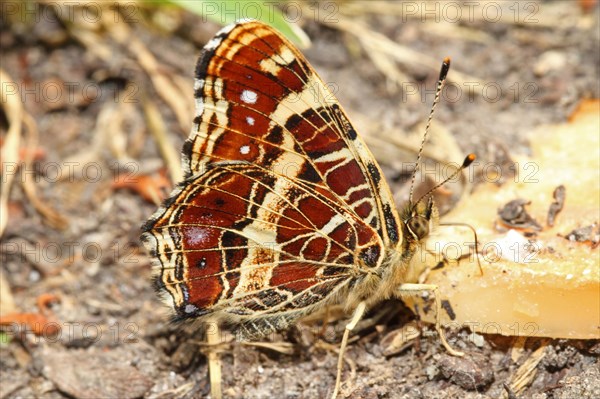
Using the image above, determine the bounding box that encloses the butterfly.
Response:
[141,19,473,398]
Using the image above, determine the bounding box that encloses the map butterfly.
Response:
[141,19,473,397]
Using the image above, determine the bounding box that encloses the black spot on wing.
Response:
[317,107,334,124]
[383,203,399,243]
[367,162,382,186]
[331,104,357,140]
[182,140,195,178]
[194,25,234,83]
[368,217,378,229]
[297,163,322,184]
[359,244,381,268]
[197,257,207,269]
[195,48,216,92]
[345,126,357,140]
[141,218,158,233]
[266,125,284,145]
[284,113,303,131]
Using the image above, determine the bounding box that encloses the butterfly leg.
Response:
[397,283,464,357]
[331,301,366,399]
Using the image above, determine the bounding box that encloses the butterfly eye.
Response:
[408,216,430,240]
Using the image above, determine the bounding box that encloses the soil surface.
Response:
[1,2,599,399]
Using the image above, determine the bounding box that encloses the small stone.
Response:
[534,51,567,77]
[469,332,486,348]
[438,353,494,390]
[425,365,439,380]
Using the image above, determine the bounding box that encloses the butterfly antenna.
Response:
[413,154,476,209]
[409,57,452,204]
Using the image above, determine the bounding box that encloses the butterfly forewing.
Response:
[142,20,402,335]
[186,20,400,244]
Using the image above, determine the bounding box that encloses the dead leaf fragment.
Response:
[547,185,566,227]
[112,170,171,204]
[497,198,542,233]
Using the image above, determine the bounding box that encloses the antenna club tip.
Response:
[463,153,476,167]
[439,57,451,80]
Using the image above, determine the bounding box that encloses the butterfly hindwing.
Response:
[144,162,381,323]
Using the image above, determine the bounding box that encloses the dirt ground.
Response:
[1,1,599,399]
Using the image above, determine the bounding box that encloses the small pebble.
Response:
[438,353,494,390]
[534,51,567,76]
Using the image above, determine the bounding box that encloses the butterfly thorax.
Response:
[344,198,440,311]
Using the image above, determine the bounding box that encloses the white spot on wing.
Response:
[185,304,198,314]
[278,47,296,65]
[246,116,255,126]
[185,226,209,246]
[195,97,204,114]
[204,36,223,50]
[240,145,250,155]
[241,90,258,104]
[215,22,237,37]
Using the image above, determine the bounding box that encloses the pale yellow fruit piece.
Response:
[407,100,600,339]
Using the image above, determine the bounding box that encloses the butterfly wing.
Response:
[143,162,383,336]
[142,20,401,335]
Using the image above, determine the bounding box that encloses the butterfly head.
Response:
[392,196,440,284]
[402,196,439,247]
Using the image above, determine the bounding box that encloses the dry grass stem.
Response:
[504,341,548,398]
[207,324,223,399]
[144,99,184,183]
[100,8,193,133]
[0,69,23,238]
